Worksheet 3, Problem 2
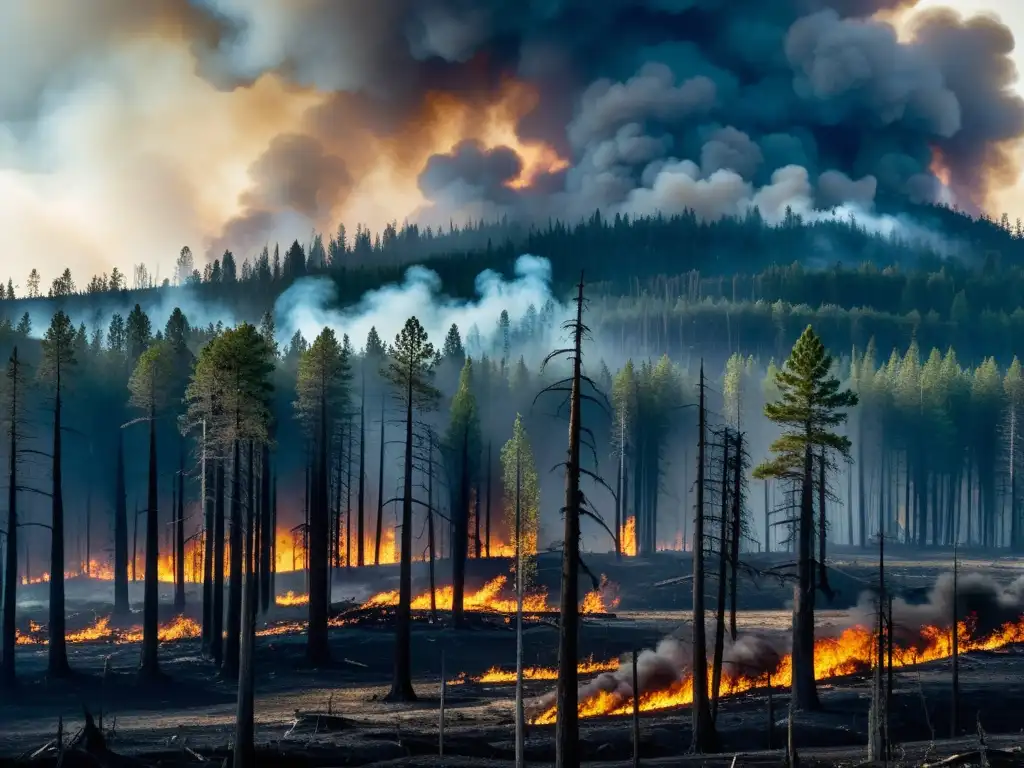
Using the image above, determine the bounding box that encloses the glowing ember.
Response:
[15,620,44,645]
[13,615,200,646]
[531,614,1024,724]
[257,621,307,637]
[619,517,637,557]
[276,591,309,607]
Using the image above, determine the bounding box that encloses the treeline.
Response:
[5,200,1024,318]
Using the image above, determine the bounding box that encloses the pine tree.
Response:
[39,311,77,678]
[500,414,540,587]
[1,348,26,685]
[754,325,858,711]
[295,328,350,665]
[443,358,481,626]
[383,317,439,701]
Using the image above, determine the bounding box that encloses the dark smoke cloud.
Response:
[3,0,1023,278]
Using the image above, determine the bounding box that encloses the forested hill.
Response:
[3,202,1023,321]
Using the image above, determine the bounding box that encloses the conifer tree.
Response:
[754,325,858,710]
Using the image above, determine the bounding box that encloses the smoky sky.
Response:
[1,0,1022,280]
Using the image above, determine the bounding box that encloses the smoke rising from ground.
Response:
[274,254,564,357]
[531,570,1024,715]
[2,1,1023,284]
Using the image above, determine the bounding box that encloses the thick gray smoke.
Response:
[274,254,565,358]
[2,1,1023,282]
[532,571,1024,716]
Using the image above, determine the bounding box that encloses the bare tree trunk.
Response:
[818,450,831,599]
[427,441,437,623]
[259,446,272,614]
[202,421,213,648]
[555,277,585,768]
[174,438,185,611]
[271,471,278,599]
[211,460,225,665]
[951,544,959,737]
[763,479,770,553]
[48,365,70,678]
[139,398,161,679]
[358,371,366,567]
[711,430,729,720]
[375,393,385,565]
[691,362,717,752]
[308,386,331,665]
[474,475,482,558]
[346,413,354,567]
[451,426,470,627]
[233,449,258,768]
[85,446,92,576]
[514,437,525,767]
[615,416,623,560]
[1,349,20,685]
[485,442,492,557]
[114,430,129,615]
[729,432,742,641]
[224,439,243,679]
[792,445,819,710]
[387,365,416,701]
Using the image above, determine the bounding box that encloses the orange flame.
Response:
[531,614,1024,724]
[14,615,200,646]
[930,145,952,188]
[361,573,614,615]
[619,517,637,557]
[275,591,309,607]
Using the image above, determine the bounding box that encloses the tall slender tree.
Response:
[40,310,77,678]
[754,325,858,710]
[1,348,26,685]
[128,340,176,679]
[383,317,439,701]
[295,328,350,665]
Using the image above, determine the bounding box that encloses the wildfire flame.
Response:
[619,517,637,557]
[360,574,616,615]
[531,613,1024,724]
[459,655,619,685]
[13,615,200,646]
[276,590,309,607]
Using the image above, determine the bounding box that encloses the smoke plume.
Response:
[531,571,1024,717]
[274,254,562,357]
[2,1,1023,283]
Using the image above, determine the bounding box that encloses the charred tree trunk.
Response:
[474,475,482,558]
[260,445,272,614]
[233,446,258,768]
[729,432,742,641]
[763,480,770,554]
[792,445,819,710]
[346,413,354,567]
[211,459,225,665]
[1,348,20,685]
[308,384,331,665]
[451,425,470,627]
[174,437,185,611]
[555,277,585,768]
[485,442,492,557]
[691,362,717,752]
[224,439,243,680]
[375,393,385,565]
[711,430,730,720]
[139,397,161,679]
[818,450,831,599]
[427,441,437,623]
[858,418,866,548]
[270,471,278,600]
[615,419,623,560]
[387,362,416,702]
[48,363,70,678]
[357,373,366,567]
[202,423,213,649]
[114,430,129,615]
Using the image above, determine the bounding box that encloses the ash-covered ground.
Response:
[2,548,1024,766]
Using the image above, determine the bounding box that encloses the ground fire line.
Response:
[528,613,1024,724]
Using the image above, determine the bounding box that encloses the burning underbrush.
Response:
[15,615,201,646]
[359,573,619,615]
[529,573,1024,725]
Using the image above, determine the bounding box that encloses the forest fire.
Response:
[530,614,1024,724]
[360,574,619,614]
[464,655,619,685]
[14,615,200,646]
[619,517,637,557]
[276,591,309,607]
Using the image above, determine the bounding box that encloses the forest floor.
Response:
[2,549,1024,766]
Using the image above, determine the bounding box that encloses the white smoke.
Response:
[273,254,564,355]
